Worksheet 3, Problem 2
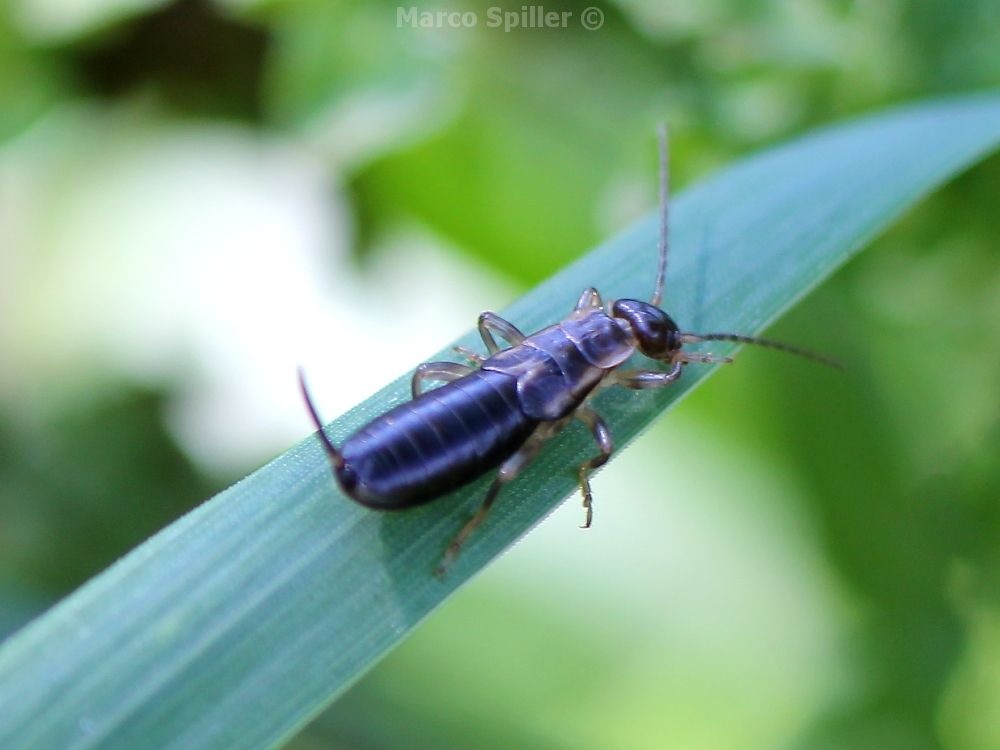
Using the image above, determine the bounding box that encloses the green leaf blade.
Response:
[2,93,1000,750]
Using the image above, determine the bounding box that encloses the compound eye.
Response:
[665,326,680,353]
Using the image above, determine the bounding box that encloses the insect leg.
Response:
[575,287,603,310]
[575,407,613,529]
[478,311,526,354]
[436,427,550,576]
[412,362,475,398]
[612,361,683,389]
[452,345,485,365]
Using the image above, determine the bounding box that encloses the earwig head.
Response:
[612,299,680,360]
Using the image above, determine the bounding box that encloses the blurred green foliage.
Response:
[0,389,214,592]
[2,0,999,748]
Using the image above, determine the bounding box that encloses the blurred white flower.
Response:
[0,107,510,473]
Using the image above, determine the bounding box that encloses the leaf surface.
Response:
[2,94,1000,750]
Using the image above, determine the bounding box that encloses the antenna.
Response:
[680,332,844,370]
[651,125,669,308]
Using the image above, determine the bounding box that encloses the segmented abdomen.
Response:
[338,369,538,509]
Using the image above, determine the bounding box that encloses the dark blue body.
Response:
[335,308,637,509]
[338,369,538,508]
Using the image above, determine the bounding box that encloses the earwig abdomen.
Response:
[338,369,539,509]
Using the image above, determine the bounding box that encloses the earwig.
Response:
[300,127,839,575]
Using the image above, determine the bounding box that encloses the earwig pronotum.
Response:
[300,128,839,575]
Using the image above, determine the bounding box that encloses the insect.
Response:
[300,128,838,575]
